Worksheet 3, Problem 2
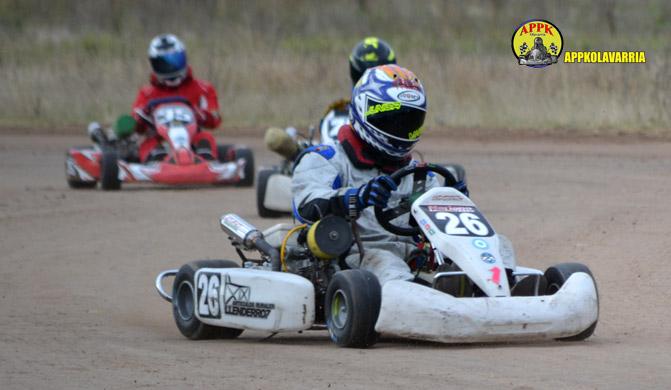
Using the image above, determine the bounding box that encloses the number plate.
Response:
[196,272,222,319]
[421,205,494,237]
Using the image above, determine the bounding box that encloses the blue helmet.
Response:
[350,65,427,159]
[148,34,187,86]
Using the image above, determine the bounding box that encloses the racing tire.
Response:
[100,148,121,190]
[65,146,97,189]
[256,168,289,218]
[217,144,234,163]
[434,262,474,297]
[325,269,381,348]
[172,259,244,340]
[544,262,598,341]
[233,147,255,187]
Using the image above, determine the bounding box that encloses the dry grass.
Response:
[0,0,669,136]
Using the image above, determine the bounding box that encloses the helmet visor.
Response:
[150,51,187,76]
[365,99,426,142]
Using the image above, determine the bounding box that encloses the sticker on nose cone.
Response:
[480,252,496,264]
[472,238,489,250]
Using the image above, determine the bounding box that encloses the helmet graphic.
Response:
[350,65,426,159]
[349,37,397,85]
[148,34,187,87]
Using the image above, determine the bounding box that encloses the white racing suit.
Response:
[292,135,441,285]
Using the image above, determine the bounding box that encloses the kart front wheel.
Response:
[100,149,121,190]
[234,147,255,187]
[172,259,244,340]
[325,270,381,348]
[544,262,598,341]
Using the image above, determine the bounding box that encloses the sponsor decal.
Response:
[366,101,401,116]
[408,127,423,140]
[472,238,489,250]
[398,91,420,102]
[480,252,496,264]
[418,218,436,236]
[429,194,464,202]
[428,205,474,213]
[223,275,275,319]
[488,266,501,285]
[512,19,563,68]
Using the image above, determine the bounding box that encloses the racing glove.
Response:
[341,175,398,218]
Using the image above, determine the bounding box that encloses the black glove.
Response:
[342,175,398,213]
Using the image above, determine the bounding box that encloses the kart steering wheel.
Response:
[374,163,459,236]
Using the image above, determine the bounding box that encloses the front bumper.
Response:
[375,272,598,343]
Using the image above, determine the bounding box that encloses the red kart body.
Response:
[66,100,254,189]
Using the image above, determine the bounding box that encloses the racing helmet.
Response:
[148,34,187,87]
[350,64,427,159]
[349,37,397,85]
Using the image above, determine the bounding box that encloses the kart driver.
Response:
[292,65,468,286]
[130,34,222,162]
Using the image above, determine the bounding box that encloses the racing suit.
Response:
[292,125,442,285]
[131,67,221,162]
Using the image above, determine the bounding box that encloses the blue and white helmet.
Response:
[350,64,427,159]
[148,34,187,87]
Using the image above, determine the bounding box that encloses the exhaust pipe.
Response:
[219,214,281,271]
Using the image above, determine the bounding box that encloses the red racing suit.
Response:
[131,67,222,162]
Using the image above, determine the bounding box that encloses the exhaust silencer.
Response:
[219,214,281,271]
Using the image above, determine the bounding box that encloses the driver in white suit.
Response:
[292,65,468,285]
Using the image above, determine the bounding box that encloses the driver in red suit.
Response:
[131,34,221,162]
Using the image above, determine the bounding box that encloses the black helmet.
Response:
[349,37,397,85]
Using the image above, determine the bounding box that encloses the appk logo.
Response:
[511,19,563,68]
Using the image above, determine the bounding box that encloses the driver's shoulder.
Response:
[294,144,340,171]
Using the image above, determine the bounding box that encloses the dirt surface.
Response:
[1,134,670,389]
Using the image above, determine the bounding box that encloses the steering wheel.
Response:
[134,96,195,127]
[374,163,459,236]
[145,96,193,113]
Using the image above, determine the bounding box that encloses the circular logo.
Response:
[480,252,496,264]
[511,19,563,68]
[472,239,489,250]
[397,91,420,102]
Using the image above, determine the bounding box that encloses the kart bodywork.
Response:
[157,164,598,346]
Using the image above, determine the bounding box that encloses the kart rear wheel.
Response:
[233,147,255,187]
[256,168,289,218]
[544,262,598,341]
[172,259,244,340]
[325,270,381,348]
[100,149,121,191]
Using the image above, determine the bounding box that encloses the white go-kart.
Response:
[156,163,598,347]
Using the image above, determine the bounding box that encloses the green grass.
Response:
[0,0,669,136]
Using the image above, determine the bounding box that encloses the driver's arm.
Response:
[292,150,396,223]
[292,151,351,223]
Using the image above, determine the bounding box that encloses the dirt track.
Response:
[1,134,670,389]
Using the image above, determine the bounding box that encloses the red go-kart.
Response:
[65,97,254,190]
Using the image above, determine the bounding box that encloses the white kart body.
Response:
[179,186,598,341]
[261,173,293,213]
[194,267,315,332]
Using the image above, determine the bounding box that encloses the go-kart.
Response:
[256,107,466,217]
[156,164,598,347]
[65,97,254,190]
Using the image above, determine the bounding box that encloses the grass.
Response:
[0,0,669,136]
